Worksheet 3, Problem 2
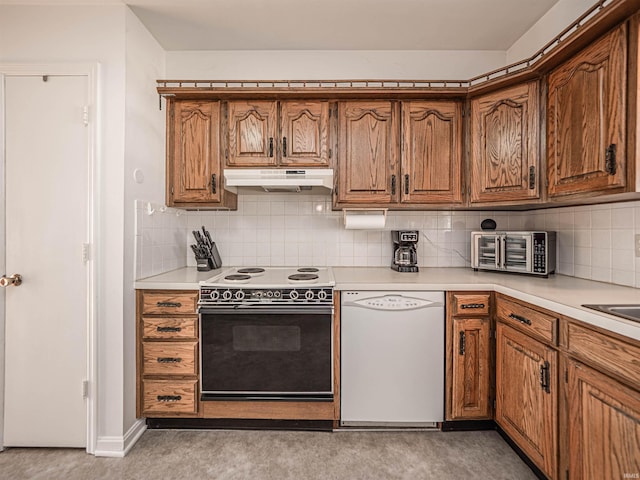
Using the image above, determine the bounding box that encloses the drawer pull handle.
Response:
[461,303,485,309]
[539,361,550,394]
[156,302,182,308]
[157,326,182,333]
[157,357,182,363]
[157,395,182,402]
[509,313,531,325]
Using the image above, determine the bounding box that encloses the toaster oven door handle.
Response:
[500,235,507,269]
[495,236,501,269]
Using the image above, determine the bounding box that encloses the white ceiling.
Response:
[2,0,561,51]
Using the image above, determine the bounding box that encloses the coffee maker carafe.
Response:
[391,230,419,272]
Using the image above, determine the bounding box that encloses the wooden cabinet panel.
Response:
[168,100,223,205]
[279,101,329,166]
[227,101,278,166]
[450,293,490,317]
[451,317,491,419]
[142,342,197,376]
[142,316,198,340]
[496,323,557,479]
[141,291,198,315]
[567,360,640,480]
[401,101,462,204]
[142,379,198,415]
[547,24,627,197]
[495,294,557,344]
[470,82,540,204]
[567,321,640,387]
[337,101,399,204]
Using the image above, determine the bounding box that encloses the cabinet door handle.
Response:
[391,175,396,195]
[509,313,531,325]
[539,361,550,394]
[459,331,466,355]
[461,303,485,309]
[157,326,182,333]
[605,144,616,175]
[404,174,409,195]
[269,137,274,157]
[211,174,217,194]
[157,395,182,402]
[157,357,182,363]
[156,302,182,308]
[282,137,287,157]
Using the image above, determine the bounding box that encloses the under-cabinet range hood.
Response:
[223,168,334,193]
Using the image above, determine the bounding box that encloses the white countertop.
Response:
[135,266,640,342]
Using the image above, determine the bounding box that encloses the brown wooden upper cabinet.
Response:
[336,100,462,206]
[547,24,627,198]
[166,99,236,208]
[469,82,540,204]
[336,101,399,204]
[226,100,330,167]
[401,101,463,204]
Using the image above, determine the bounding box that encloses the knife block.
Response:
[196,257,215,272]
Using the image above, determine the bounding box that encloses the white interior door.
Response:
[3,75,89,447]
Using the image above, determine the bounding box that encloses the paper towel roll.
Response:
[344,212,386,230]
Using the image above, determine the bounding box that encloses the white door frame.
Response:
[0,63,100,454]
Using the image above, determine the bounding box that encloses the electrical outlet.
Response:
[636,234,640,258]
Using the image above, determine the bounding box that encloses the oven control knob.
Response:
[266,291,273,298]
[305,290,315,300]
[274,291,282,298]
[211,290,220,300]
[289,290,299,300]
[222,290,233,301]
[234,290,245,300]
[317,290,327,300]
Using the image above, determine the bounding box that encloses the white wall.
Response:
[124,8,166,434]
[166,50,506,80]
[0,4,128,452]
[506,0,596,64]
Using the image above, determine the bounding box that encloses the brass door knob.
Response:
[0,274,22,287]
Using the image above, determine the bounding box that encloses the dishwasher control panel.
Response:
[343,292,441,311]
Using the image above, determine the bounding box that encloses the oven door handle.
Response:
[199,306,334,315]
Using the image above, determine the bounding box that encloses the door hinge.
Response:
[82,106,90,126]
[82,243,91,263]
[529,166,536,189]
[82,380,89,399]
[171,186,174,195]
[329,148,332,159]
[605,144,617,175]
[493,399,497,409]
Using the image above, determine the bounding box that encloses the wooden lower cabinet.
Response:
[496,322,557,479]
[446,292,492,421]
[566,359,640,480]
[450,317,491,419]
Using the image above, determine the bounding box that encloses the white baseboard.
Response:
[94,418,146,457]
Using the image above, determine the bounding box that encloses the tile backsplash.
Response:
[135,195,640,289]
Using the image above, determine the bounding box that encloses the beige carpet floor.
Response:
[0,429,538,479]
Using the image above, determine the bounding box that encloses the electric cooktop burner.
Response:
[237,267,265,275]
[288,273,319,282]
[297,267,319,273]
[224,274,252,283]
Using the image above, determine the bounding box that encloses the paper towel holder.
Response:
[343,208,388,229]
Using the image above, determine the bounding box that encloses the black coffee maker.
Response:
[391,230,419,272]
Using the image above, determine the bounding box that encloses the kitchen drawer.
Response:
[141,291,198,315]
[450,293,490,317]
[142,342,197,376]
[495,295,557,345]
[142,379,197,415]
[567,321,640,387]
[142,316,197,340]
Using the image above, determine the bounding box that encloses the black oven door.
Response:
[200,307,333,400]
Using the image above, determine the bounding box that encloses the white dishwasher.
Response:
[340,291,444,427]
